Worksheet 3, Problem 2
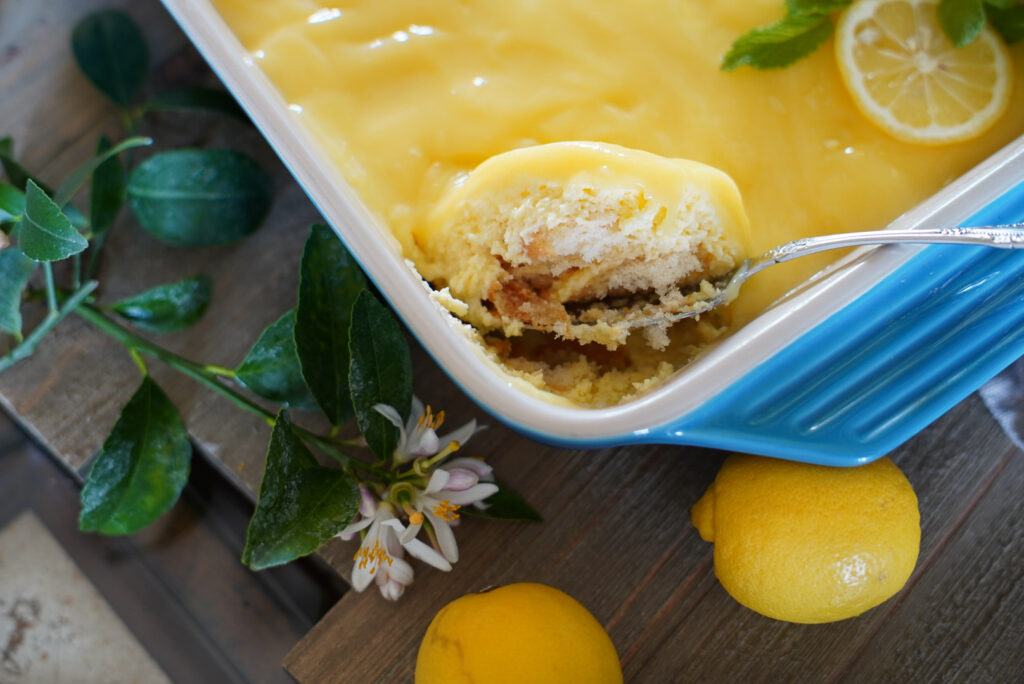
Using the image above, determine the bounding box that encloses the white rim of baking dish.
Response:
[162,0,1024,442]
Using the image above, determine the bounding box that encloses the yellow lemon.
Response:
[415,582,622,684]
[691,455,920,623]
[834,0,1013,144]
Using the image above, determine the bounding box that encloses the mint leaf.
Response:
[786,0,852,13]
[19,180,88,262]
[127,148,272,246]
[242,411,360,570]
[110,275,212,333]
[939,0,987,46]
[0,248,37,336]
[294,225,367,425]
[722,12,834,71]
[0,182,25,222]
[79,376,191,535]
[236,310,318,410]
[348,291,413,462]
[89,136,128,239]
[146,87,250,123]
[987,2,1024,43]
[463,482,543,522]
[71,9,149,109]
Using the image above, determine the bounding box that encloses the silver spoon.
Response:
[565,223,1024,330]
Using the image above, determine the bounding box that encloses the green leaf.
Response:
[90,136,128,238]
[71,9,149,109]
[294,225,367,425]
[939,0,987,46]
[242,411,360,570]
[722,12,834,70]
[146,87,250,122]
[54,136,150,209]
[19,180,88,262]
[235,310,318,409]
[0,248,37,336]
[785,0,852,13]
[348,291,412,462]
[987,2,1024,43]
[0,182,25,222]
[110,274,212,333]
[127,148,273,246]
[0,139,89,229]
[462,482,543,522]
[79,376,191,535]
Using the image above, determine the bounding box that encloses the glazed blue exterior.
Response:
[523,180,1024,464]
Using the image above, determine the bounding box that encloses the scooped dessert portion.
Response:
[414,142,751,350]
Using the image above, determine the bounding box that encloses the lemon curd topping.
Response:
[210,0,1024,406]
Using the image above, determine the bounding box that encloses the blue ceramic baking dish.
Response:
[162,0,1024,465]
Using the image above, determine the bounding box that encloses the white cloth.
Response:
[979,357,1024,452]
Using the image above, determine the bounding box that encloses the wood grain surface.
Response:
[2,2,1023,682]
[284,395,1024,682]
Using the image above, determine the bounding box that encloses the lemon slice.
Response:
[835,0,1013,145]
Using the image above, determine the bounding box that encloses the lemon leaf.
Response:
[110,275,212,333]
[722,12,834,71]
[242,411,359,570]
[348,291,412,462]
[79,377,191,535]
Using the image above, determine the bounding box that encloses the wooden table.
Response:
[2,1,1022,681]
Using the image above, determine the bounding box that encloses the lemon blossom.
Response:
[400,465,499,563]
[374,397,480,464]
[339,486,452,598]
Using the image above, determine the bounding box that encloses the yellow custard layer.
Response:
[211,0,1024,404]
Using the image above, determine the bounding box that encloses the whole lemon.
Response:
[415,582,622,684]
[690,455,920,623]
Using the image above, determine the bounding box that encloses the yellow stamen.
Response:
[416,405,447,432]
[353,540,393,571]
[409,511,424,525]
[432,500,461,522]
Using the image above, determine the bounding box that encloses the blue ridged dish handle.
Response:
[654,180,1024,465]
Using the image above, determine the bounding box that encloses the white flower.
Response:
[338,486,452,599]
[374,397,481,464]
[401,465,498,564]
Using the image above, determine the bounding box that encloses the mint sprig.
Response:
[940,0,988,46]
[723,0,1020,72]
[986,1,1024,43]
[722,1,852,71]
[722,11,838,71]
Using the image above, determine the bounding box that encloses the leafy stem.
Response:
[0,281,98,372]
[72,301,386,478]
[43,262,58,314]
